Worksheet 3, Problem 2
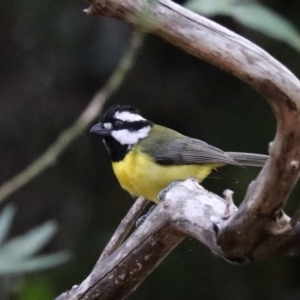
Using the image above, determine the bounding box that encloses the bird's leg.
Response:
[135,204,156,227]
[222,189,237,219]
[136,180,186,227]
[157,180,184,202]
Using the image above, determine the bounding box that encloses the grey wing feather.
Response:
[148,138,238,166]
[226,152,268,167]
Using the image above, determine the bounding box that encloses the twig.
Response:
[0,31,145,205]
[97,196,148,264]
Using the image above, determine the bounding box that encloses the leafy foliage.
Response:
[0,204,70,275]
[186,0,300,51]
[0,204,70,299]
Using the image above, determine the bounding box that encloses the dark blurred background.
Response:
[1,0,300,299]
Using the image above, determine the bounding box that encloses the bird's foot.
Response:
[157,180,184,202]
[135,204,156,228]
[222,189,237,219]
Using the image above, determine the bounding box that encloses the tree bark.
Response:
[56,0,300,299]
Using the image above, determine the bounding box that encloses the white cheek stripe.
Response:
[114,111,145,122]
[111,126,151,145]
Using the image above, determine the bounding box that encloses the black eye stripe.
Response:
[113,120,152,131]
[114,120,123,127]
[100,105,153,131]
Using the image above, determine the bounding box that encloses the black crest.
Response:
[100,105,140,123]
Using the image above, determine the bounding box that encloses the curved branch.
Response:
[56,0,300,299]
[89,0,300,259]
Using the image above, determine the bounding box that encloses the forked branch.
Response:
[56,0,300,299]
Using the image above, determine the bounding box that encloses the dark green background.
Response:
[1,0,300,299]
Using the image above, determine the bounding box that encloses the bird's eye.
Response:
[115,120,123,127]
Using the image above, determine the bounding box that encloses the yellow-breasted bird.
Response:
[90,105,268,203]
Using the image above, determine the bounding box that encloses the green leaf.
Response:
[0,251,70,275]
[186,0,300,52]
[0,221,58,259]
[0,209,70,276]
[146,0,160,4]
[0,205,16,246]
[186,0,232,16]
[232,3,300,51]
[18,277,56,300]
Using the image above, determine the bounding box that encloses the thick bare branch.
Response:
[56,0,300,298]
[97,196,148,263]
[56,179,300,300]
[89,0,300,260]
[55,185,187,300]
[56,180,222,300]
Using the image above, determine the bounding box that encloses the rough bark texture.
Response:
[55,0,300,299]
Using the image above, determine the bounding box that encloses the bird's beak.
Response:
[90,123,112,137]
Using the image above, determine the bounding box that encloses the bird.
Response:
[90,105,268,203]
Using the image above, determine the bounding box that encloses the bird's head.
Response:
[90,105,153,161]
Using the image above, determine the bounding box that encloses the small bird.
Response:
[90,105,268,203]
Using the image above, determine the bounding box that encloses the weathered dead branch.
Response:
[56,0,300,299]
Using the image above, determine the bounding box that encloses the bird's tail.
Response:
[226,152,269,167]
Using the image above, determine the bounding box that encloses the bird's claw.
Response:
[157,180,183,202]
[135,204,156,228]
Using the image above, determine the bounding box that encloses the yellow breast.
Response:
[112,146,220,202]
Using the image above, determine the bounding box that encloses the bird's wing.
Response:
[144,137,239,166]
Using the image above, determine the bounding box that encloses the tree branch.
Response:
[88,0,300,259]
[57,179,300,300]
[0,31,144,205]
[55,0,300,299]
[97,196,148,264]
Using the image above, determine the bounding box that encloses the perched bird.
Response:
[90,105,268,203]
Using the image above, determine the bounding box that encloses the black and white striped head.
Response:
[90,105,153,161]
